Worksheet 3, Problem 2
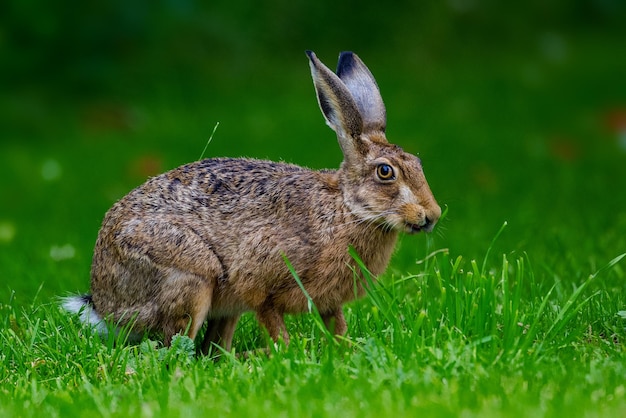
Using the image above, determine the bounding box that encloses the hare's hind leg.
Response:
[200,315,241,355]
[160,270,215,346]
[112,219,224,346]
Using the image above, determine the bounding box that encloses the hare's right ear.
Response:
[336,51,386,134]
[306,51,367,163]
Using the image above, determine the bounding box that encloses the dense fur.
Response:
[64,51,441,353]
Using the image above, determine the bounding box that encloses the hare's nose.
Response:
[425,203,442,229]
[423,208,441,232]
[422,217,434,232]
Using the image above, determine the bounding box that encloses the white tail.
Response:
[62,295,109,336]
[62,295,144,342]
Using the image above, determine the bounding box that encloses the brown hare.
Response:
[64,51,441,354]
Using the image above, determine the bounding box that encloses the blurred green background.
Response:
[1,1,625,305]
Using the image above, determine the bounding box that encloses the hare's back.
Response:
[115,157,338,224]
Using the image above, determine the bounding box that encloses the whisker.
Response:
[318,207,402,235]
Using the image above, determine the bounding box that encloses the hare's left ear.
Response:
[336,51,386,134]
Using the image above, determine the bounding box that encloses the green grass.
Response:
[1,247,625,417]
[2,30,626,416]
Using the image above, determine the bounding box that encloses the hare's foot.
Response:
[200,315,241,355]
[235,347,272,360]
[256,304,289,346]
[322,307,347,337]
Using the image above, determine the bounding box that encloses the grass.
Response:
[1,246,625,417]
[2,31,626,416]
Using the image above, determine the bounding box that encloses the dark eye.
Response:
[376,164,395,181]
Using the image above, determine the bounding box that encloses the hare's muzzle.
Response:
[404,201,441,234]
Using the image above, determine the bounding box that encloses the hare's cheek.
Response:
[399,203,427,225]
[379,211,403,229]
[355,187,388,212]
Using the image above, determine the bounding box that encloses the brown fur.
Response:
[65,51,441,354]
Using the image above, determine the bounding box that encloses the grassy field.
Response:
[1,29,626,416]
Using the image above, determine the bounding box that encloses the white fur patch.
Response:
[62,295,109,336]
[399,185,416,204]
[62,296,144,343]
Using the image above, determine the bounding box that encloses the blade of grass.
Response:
[347,246,396,326]
[282,253,334,342]
[481,221,508,277]
[198,122,220,160]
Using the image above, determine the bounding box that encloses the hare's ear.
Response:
[306,51,367,161]
[336,52,386,134]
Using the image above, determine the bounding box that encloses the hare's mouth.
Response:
[405,218,438,234]
[404,223,424,234]
[405,218,436,234]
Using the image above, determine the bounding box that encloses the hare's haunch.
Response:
[64,51,441,353]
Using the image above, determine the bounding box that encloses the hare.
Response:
[63,51,441,354]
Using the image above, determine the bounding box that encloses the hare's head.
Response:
[307,51,441,234]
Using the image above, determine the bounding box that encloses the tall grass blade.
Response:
[282,253,333,342]
[199,122,220,160]
[347,246,394,324]
[481,221,508,276]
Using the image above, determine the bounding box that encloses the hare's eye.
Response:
[376,164,395,181]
